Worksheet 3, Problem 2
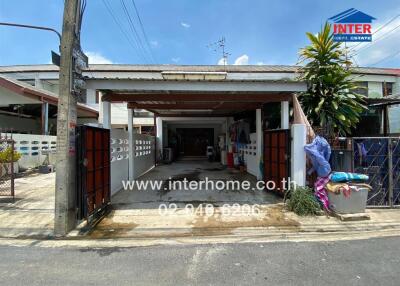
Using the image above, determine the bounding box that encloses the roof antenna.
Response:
[207,37,230,70]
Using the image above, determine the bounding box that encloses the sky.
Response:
[0,0,399,68]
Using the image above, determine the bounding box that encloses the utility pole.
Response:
[54,0,81,235]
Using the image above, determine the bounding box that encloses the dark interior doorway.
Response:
[177,128,214,157]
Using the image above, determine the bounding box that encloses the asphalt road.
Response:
[0,237,399,286]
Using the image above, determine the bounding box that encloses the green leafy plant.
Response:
[0,147,21,163]
[286,186,321,216]
[0,147,21,176]
[298,22,367,136]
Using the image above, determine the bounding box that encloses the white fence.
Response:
[2,130,155,196]
[110,130,155,196]
[239,133,258,177]
[1,133,57,170]
[110,129,129,196]
[133,133,155,178]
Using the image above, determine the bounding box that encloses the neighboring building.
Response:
[0,75,98,134]
[0,64,399,135]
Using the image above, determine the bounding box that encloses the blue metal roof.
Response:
[329,8,376,23]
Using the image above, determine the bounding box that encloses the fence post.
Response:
[11,138,14,199]
[388,138,393,207]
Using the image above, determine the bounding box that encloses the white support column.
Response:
[86,89,96,105]
[256,109,263,180]
[101,100,111,129]
[128,108,134,180]
[291,124,307,187]
[281,101,289,129]
[156,117,163,160]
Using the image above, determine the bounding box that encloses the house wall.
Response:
[368,81,383,98]
[0,114,41,134]
[1,133,57,170]
[389,105,400,134]
[394,77,400,95]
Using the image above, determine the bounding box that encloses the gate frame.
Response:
[263,129,291,194]
[76,125,111,222]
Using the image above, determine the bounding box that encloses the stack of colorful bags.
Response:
[305,136,371,211]
[314,172,371,210]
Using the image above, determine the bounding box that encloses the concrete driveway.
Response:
[112,160,281,209]
[0,172,55,238]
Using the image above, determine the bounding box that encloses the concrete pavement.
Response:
[0,237,399,285]
[0,172,54,238]
[0,171,399,248]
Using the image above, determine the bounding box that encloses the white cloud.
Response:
[85,51,113,64]
[171,57,180,63]
[217,54,250,65]
[181,22,191,28]
[217,57,227,65]
[150,40,158,47]
[233,54,249,65]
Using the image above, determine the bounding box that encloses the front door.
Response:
[177,128,214,157]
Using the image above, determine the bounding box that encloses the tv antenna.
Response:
[207,37,230,67]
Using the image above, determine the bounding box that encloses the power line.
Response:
[370,49,400,66]
[351,22,400,55]
[130,0,156,62]
[349,14,400,51]
[119,0,153,63]
[101,0,148,63]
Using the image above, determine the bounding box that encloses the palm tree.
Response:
[298,22,367,137]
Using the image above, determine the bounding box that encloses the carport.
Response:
[85,67,308,205]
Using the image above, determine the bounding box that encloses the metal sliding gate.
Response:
[264,129,291,194]
[353,137,400,207]
[76,126,111,221]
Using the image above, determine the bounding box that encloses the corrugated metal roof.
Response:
[0,64,399,76]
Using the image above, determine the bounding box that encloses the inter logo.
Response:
[329,8,376,42]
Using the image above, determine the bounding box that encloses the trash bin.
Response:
[327,187,369,214]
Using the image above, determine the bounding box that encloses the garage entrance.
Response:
[83,68,309,237]
[92,70,307,206]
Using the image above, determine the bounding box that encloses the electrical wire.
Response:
[130,0,156,63]
[349,14,400,51]
[354,23,400,54]
[119,0,153,63]
[370,49,400,66]
[101,0,148,63]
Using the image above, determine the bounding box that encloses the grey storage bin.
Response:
[327,187,368,214]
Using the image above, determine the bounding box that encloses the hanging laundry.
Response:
[304,136,332,177]
[355,142,367,166]
[314,176,330,210]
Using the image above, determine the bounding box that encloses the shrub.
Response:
[0,147,21,163]
[286,186,321,216]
